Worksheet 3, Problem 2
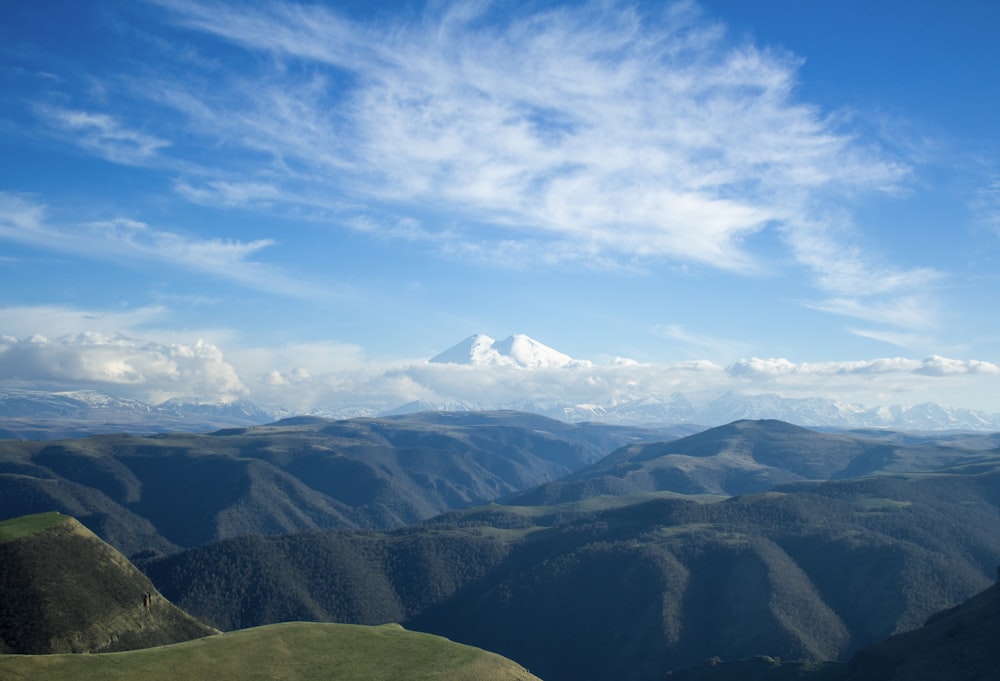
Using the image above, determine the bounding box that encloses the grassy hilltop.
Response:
[0,621,541,681]
[0,512,216,654]
[0,511,542,681]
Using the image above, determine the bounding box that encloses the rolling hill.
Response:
[0,621,542,681]
[0,512,540,681]
[0,512,216,654]
[0,411,667,554]
[139,469,1000,681]
[508,419,1000,503]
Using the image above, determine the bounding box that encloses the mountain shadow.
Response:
[141,470,1000,681]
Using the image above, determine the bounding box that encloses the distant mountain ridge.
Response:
[507,418,1000,502]
[0,411,667,553]
[0,389,272,438]
[6,331,1000,434]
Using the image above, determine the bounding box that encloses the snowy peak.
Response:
[493,334,577,368]
[430,334,501,365]
[430,334,583,368]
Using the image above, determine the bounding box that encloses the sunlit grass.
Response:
[0,511,69,544]
[0,622,538,681]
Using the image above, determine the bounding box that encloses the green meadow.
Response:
[0,622,540,681]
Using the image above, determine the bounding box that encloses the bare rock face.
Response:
[0,512,217,654]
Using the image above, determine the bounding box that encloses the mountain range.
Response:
[5,333,1000,434]
[6,505,998,681]
[139,467,1000,681]
[4,416,1000,679]
[0,411,674,554]
[0,389,272,439]
[0,512,540,681]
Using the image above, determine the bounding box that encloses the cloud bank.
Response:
[3,319,996,414]
[0,333,246,404]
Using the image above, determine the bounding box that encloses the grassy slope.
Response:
[0,513,216,654]
[0,622,542,681]
[0,511,69,543]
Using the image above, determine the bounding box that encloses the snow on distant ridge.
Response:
[430,334,590,368]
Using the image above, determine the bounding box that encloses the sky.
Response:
[2,0,1000,416]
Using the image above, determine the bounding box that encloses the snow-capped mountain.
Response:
[381,392,1000,431]
[5,333,1000,436]
[418,335,1000,430]
[0,389,274,439]
[0,390,156,418]
[430,334,589,368]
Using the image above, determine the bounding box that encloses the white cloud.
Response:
[0,192,317,297]
[726,355,999,381]
[132,0,938,344]
[786,215,943,336]
[914,355,1000,376]
[973,177,1000,234]
[0,333,246,403]
[2,308,997,411]
[144,0,905,275]
[36,106,171,164]
[173,180,282,207]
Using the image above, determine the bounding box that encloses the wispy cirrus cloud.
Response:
[142,0,907,274]
[973,177,1000,235]
[786,213,943,338]
[173,180,282,208]
[21,0,938,342]
[35,105,171,165]
[0,192,314,297]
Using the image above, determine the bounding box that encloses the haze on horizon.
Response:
[1,0,999,416]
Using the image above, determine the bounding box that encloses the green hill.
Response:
[140,471,1000,681]
[0,512,216,654]
[0,621,541,681]
[509,419,1000,502]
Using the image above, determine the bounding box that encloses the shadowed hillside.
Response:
[0,411,667,554]
[141,470,1000,681]
[0,512,216,654]
[0,512,541,681]
[842,578,1000,681]
[509,419,1000,503]
[666,578,1000,680]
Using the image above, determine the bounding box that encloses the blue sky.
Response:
[2,0,1000,414]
